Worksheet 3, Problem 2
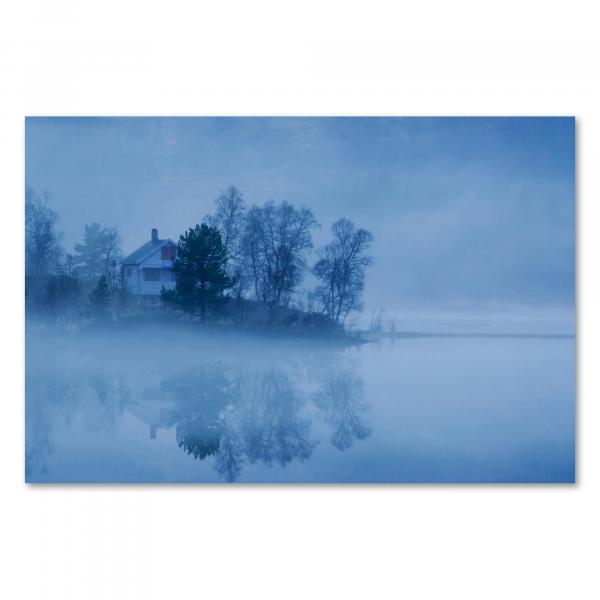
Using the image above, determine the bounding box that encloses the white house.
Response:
[121,228,177,296]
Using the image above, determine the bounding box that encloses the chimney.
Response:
[151,228,158,242]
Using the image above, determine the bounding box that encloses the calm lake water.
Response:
[25,323,575,483]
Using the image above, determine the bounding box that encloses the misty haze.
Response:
[25,117,575,483]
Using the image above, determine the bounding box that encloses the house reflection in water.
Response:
[125,386,178,439]
[26,359,371,483]
[122,363,371,481]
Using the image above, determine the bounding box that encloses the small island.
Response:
[26,185,374,341]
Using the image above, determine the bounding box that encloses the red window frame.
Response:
[161,245,176,260]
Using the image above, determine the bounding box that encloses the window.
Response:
[161,245,176,260]
[126,268,132,278]
[143,268,160,281]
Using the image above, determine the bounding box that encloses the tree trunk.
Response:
[199,283,206,322]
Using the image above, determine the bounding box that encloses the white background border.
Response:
[1,2,597,599]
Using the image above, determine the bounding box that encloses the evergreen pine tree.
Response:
[162,223,232,322]
[88,275,112,320]
[73,223,121,282]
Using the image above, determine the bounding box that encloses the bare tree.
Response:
[25,187,64,314]
[206,186,249,321]
[25,187,63,279]
[369,306,385,333]
[206,186,246,259]
[242,205,266,302]
[241,201,318,317]
[313,218,373,324]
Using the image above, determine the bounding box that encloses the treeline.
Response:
[163,186,373,328]
[25,185,374,331]
[25,187,127,324]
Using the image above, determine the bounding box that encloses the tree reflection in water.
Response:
[161,366,317,481]
[161,367,233,461]
[25,402,53,478]
[214,405,244,482]
[240,369,315,467]
[26,357,371,482]
[25,376,82,478]
[313,370,371,450]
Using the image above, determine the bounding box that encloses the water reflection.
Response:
[26,357,371,482]
[160,367,319,481]
[26,331,576,483]
[25,376,81,478]
[239,370,316,467]
[314,371,371,451]
[162,368,232,461]
[86,375,127,435]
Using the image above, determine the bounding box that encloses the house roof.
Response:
[121,238,176,265]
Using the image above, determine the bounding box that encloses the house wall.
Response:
[123,265,140,293]
[121,242,177,296]
[137,246,176,295]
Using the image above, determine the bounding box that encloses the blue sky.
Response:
[25,117,575,309]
